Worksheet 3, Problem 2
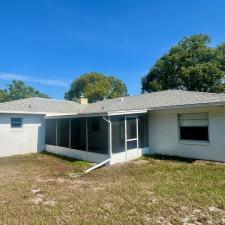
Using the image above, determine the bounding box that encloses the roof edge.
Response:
[148,101,225,111]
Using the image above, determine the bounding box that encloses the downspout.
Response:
[103,116,112,161]
[84,158,111,173]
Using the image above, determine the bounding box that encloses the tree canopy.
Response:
[142,34,225,93]
[65,72,128,103]
[0,80,49,103]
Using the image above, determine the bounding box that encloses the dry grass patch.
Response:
[1,153,225,224]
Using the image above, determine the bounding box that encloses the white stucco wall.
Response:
[46,144,109,163]
[148,106,225,162]
[0,114,45,157]
[110,147,150,164]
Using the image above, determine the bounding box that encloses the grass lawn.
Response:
[0,153,225,225]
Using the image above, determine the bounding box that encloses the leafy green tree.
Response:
[142,34,225,93]
[65,72,128,103]
[0,89,9,103]
[0,80,49,103]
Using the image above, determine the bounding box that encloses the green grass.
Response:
[0,153,225,224]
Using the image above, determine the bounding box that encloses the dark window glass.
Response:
[178,113,209,141]
[126,117,137,139]
[11,117,22,128]
[71,118,86,151]
[57,118,69,148]
[45,119,56,145]
[180,127,209,141]
[111,116,125,153]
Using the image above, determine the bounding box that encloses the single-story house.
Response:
[1,90,225,164]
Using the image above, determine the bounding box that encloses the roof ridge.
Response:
[33,97,82,104]
[0,97,83,105]
[175,90,225,96]
[87,90,190,105]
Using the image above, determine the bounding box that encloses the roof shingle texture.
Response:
[82,90,225,114]
[0,97,85,114]
[1,90,225,115]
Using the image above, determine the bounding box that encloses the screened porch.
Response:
[45,113,149,164]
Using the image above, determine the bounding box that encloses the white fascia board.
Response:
[45,112,107,119]
[107,109,147,116]
[148,101,225,111]
[45,113,79,119]
[45,109,148,119]
[45,113,107,119]
[0,110,46,115]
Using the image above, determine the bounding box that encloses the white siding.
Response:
[0,114,45,157]
[148,107,225,162]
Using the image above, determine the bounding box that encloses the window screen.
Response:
[71,118,86,151]
[11,117,22,128]
[178,113,209,141]
[92,117,100,132]
[126,117,137,139]
[138,114,149,148]
[45,119,56,145]
[127,140,137,150]
[111,116,125,153]
[88,117,108,154]
[57,118,69,148]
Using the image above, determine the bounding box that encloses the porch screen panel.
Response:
[126,117,137,139]
[138,114,149,148]
[45,119,56,145]
[111,116,125,153]
[57,118,69,148]
[127,140,137,150]
[88,117,108,154]
[71,118,86,151]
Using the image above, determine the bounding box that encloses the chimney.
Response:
[73,95,88,105]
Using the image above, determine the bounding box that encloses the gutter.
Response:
[0,111,46,115]
[147,101,225,111]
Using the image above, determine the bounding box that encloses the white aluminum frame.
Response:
[125,115,139,159]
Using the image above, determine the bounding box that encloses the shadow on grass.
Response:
[144,154,197,163]
[41,151,85,163]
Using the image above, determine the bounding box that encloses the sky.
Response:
[0,0,225,99]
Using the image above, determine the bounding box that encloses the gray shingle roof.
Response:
[1,90,225,115]
[83,90,225,114]
[0,97,85,114]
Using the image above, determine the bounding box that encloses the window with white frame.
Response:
[178,113,209,141]
[11,117,23,128]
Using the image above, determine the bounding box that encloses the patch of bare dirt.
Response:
[131,159,149,165]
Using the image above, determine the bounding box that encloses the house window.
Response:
[178,113,209,141]
[11,117,23,128]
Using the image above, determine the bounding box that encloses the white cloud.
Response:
[0,72,69,87]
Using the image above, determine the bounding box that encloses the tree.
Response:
[142,34,225,93]
[0,89,9,103]
[65,72,128,103]
[0,80,49,103]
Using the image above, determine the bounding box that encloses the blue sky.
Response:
[0,0,225,99]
